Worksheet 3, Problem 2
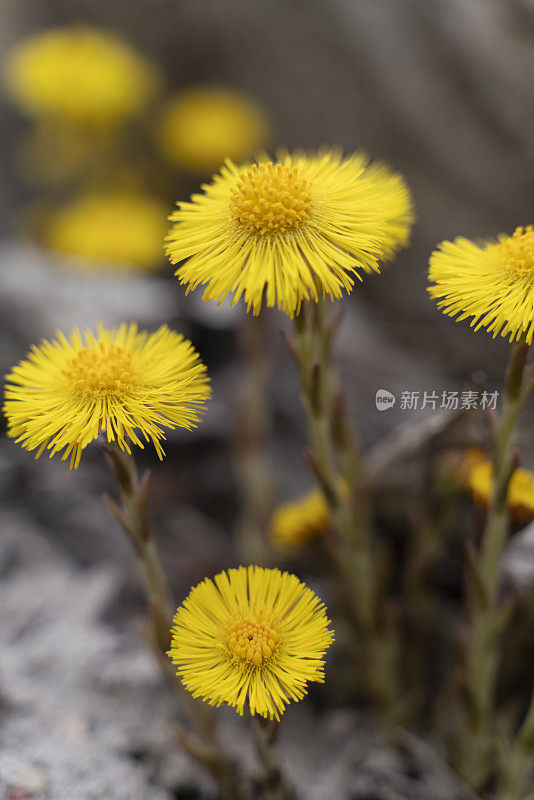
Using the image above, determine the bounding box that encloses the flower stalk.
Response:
[480,342,530,593]
[101,440,248,800]
[499,690,534,800]
[102,440,174,656]
[288,299,401,715]
[235,311,274,564]
[455,340,531,790]
[252,717,296,800]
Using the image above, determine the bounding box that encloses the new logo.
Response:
[375,389,396,411]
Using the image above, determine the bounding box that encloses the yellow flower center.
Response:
[230,162,313,235]
[498,225,534,281]
[65,344,137,399]
[227,617,278,667]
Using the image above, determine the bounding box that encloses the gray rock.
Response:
[0,241,177,374]
[0,513,210,799]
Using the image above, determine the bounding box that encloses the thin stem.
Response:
[234,311,275,564]
[289,300,401,716]
[402,505,450,723]
[499,690,534,800]
[480,342,529,596]
[293,303,370,614]
[101,441,250,800]
[454,341,531,791]
[102,441,174,655]
[252,717,296,800]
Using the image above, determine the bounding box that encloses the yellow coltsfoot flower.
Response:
[270,487,330,550]
[4,26,158,123]
[429,225,534,343]
[46,192,169,271]
[464,452,534,525]
[3,323,210,468]
[158,86,269,173]
[270,480,351,550]
[168,565,334,720]
[166,150,413,317]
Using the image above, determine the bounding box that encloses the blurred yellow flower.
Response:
[429,226,534,343]
[4,26,158,123]
[463,451,534,524]
[168,565,334,720]
[270,487,330,550]
[456,448,487,482]
[46,192,169,271]
[166,150,413,317]
[3,323,210,468]
[158,86,269,172]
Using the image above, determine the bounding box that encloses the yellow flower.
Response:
[4,26,158,123]
[46,192,169,271]
[270,487,330,550]
[168,565,334,720]
[429,226,534,343]
[166,150,413,317]
[455,448,487,483]
[466,456,534,524]
[3,323,210,469]
[158,86,269,173]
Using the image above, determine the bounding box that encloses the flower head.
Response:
[429,226,534,343]
[4,26,158,123]
[168,565,334,720]
[3,323,210,468]
[166,150,413,317]
[158,86,269,172]
[464,453,534,524]
[270,488,330,550]
[46,192,169,271]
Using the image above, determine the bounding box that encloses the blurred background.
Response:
[1,1,534,798]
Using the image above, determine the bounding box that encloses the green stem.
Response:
[499,691,534,799]
[480,342,529,597]
[101,441,250,800]
[234,311,275,565]
[290,300,400,715]
[294,304,367,593]
[455,341,530,791]
[402,508,449,723]
[102,441,174,655]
